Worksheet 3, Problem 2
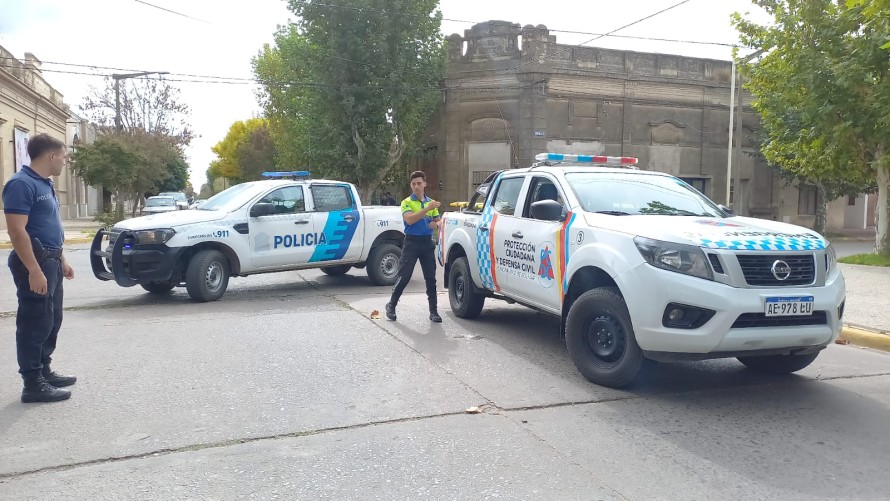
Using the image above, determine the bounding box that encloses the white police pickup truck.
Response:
[439,153,846,388]
[91,172,405,302]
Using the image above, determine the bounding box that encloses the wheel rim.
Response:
[380,253,398,280]
[205,261,223,291]
[454,270,466,307]
[583,314,627,367]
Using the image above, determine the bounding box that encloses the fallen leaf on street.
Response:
[465,406,482,414]
[835,338,850,345]
[370,310,381,320]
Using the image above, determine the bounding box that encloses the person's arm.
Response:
[402,200,441,225]
[5,213,47,294]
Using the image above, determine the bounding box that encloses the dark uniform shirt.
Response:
[2,165,64,249]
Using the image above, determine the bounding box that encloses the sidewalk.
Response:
[0,218,887,350]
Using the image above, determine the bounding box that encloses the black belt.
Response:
[405,234,432,241]
[42,248,63,259]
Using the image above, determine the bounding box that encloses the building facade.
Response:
[0,47,100,230]
[430,21,870,231]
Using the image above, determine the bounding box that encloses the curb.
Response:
[839,325,890,353]
[0,237,94,250]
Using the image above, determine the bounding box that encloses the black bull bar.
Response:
[90,227,138,287]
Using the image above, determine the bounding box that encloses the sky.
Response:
[0,0,769,189]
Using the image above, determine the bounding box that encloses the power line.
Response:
[133,0,211,24]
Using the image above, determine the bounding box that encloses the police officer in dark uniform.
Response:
[385,171,442,323]
[3,133,76,403]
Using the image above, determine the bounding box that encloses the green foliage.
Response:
[838,253,890,266]
[733,0,890,252]
[253,0,445,198]
[208,118,277,184]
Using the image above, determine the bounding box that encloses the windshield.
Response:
[565,172,725,217]
[145,197,174,207]
[197,182,270,212]
[159,192,187,202]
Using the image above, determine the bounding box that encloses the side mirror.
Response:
[530,199,565,222]
[718,204,735,216]
[250,202,276,217]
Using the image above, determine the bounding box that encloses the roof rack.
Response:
[261,171,311,180]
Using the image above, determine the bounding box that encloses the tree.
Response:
[71,132,185,218]
[208,118,276,184]
[733,0,890,253]
[253,0,445,200]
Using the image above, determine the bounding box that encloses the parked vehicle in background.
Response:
[140,196,178,215]
[159,191,189,210]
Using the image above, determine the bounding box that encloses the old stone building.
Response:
[0,47,99,230]
[428,21,872,231]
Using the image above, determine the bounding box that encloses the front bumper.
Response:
[90,228,186,287]
[618,263,846,354]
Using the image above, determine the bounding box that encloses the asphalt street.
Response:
[0,244,888,500]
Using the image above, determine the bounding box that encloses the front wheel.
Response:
[321,265,352,276]
[186,250,230,302]
[565,287,643,388]
[366,244,401,286]
[737,352,820,374]
[141,281,175,294]
[448,257,485,318]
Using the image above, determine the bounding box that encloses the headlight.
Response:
[825,244,837,274]
[634,236,713,281]
[133,229,176,245]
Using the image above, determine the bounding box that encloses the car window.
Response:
[523,177,564,218]
[311,185,354,212]
[146,197,174,207]
[565,173,724,217]
[258,186,305,214]
[490,177,524,216]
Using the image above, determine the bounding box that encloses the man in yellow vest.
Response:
[385,171,442,322]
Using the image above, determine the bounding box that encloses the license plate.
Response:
[764,296,814,317]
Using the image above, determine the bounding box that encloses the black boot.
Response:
[385,302,397,321]
[42,366,77,387]
[429,311,442,323]
[21,373,71,403]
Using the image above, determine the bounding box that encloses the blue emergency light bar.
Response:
[261,171,311,178]
[534,153,638,167]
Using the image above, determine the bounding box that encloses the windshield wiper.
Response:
[594,210,631,216]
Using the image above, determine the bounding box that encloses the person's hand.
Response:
[426,200,441,211]
[29,270,48,295]
[62,260,75,280]
[428,219,440,230]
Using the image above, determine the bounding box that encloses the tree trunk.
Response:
[876,164,890,255]
[814,184,828,235]
[115,189,125,221]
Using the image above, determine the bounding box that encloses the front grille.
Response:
[108,228,123,247]
[736,254,815,286]
[731,310,827,328]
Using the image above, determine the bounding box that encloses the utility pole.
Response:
[112,71,169,131]
[725,50,764,214]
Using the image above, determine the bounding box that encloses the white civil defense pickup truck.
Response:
[91,173,405,301]
[439,153,846,388]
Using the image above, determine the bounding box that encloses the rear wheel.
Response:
[186,250,230,302]
[141,282,175,294]
[565,287,643,388]
[320,265,352,276]
[737,352,820,374]
[366,244,401,286]
[448,257,485,318]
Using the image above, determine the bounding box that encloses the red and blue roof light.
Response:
[534,153,638,168]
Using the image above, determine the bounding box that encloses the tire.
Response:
[185,250,230,302]
[366,243,401,286]
[448,257,485,318]
[141,281,175,294]
[321,265,352,276]
[737,352,820,374]
[565,287,643,388]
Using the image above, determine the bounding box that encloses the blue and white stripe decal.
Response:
[698,236,826,251]
[310,209,361,262]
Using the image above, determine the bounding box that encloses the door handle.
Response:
[512,231,523,239]
[344,215,355,222]
[294,220,309,225]
[479,225,489,232]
